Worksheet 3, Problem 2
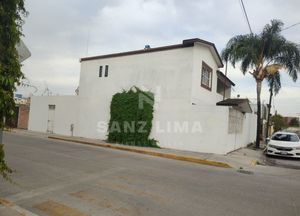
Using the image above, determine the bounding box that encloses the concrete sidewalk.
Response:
[0,199,39,216]
[47,133,265,170]
[6,129,49,139]
[0,206,24,216]
[10,129,265,170]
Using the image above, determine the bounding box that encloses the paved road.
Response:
[264,155,300,170]
[1,132,300,216]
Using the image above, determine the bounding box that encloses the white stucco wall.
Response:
[150,99,256,154]
[28,96,78,136]
[224,110,257,153]
[77,47,194,140]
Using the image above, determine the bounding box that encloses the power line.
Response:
[239,0,253,34]
[238,1,299,34]
[283,85,300,88]
[282,22,300,32]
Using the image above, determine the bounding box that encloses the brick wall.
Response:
[18,105,30,129]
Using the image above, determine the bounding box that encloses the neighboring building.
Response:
[16,39,31,62]
[17,104,30,129]
[15,95,30,130]
[28,38,257,154]
[283,116,300,127]
[7,95,30,129]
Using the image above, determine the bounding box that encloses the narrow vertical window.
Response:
[105,65,109,77]
[99,66,103,77]
[201,61,212,91]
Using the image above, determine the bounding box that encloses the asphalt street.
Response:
[1,132,300,216]
[265,154,300,170]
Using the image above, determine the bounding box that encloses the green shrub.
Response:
[0,144,12,181]
[108,87,158,147]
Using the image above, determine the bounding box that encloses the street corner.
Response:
[0,198,40,216]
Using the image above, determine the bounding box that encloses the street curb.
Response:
[0,198,39,216]
[251,160,259,166]
[48,136,232,169]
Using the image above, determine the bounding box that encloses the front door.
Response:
[47,104,56,133]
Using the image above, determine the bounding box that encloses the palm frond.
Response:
[221,34,261,74]
[272,42,300,81]
[261,20,283,37]
[266,72,281,95]
[222,19,300,82]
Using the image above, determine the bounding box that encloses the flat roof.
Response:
[216,98,252,113]
[80,38,224,68]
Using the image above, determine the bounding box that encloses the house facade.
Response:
[28,38,257,154]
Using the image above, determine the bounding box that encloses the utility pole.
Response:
[240,0,253,34]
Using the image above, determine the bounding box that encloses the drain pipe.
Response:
[223,60,228,100]
[70,124,74,137]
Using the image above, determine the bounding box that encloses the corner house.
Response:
[28,38,256,154]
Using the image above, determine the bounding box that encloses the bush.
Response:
[107,87,158,147]
[272,114,285,132]
[0,144,12,181]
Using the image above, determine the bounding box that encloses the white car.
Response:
[266,131,300,158]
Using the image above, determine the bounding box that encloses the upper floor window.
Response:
[105,65,109,77]
[99,65,109,77]
[99,66,103,77]
[201,61,212,91]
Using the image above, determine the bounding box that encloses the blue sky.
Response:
[19,0,300,116]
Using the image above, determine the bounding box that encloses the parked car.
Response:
[266,131,300,158]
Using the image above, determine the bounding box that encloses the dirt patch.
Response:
[34,200,89,216]
[96,180,168,204]
[70,191,130,215]
[0,198,13,207]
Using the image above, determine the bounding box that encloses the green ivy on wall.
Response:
[107,87,158,147]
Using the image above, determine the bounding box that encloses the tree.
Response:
[0,145,12,181]
[0,0,27,180]
[222,20,300,148]
[265,72,281,139]
[289,118,299,127]
[272,113,285,132]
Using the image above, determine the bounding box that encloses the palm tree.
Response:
[222,20,300,148]
[265,72,281,139]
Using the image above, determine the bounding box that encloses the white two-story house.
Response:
[28,38,256,154]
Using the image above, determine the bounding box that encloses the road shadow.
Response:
[264,154,300,170]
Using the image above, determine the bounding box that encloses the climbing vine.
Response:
[108,87,158,147]
[0,0,28,180]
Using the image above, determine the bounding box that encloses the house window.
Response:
[105,65,109,77]
[228,108,243,134]
[99,66,103,77]
[201,61,212,91]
